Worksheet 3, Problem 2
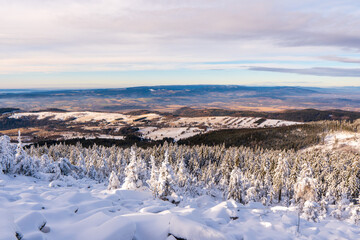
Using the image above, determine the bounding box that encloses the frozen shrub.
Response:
[301,200,320,222]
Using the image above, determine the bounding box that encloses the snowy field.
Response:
[9,112,299,130]
[138,127,204,141]
[10,112,162,125]
[1,174,359,240]
[307,131,360,153]
[8,111,301,142]
[172,116,299,129]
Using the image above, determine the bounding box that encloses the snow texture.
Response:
[1,174,360,240]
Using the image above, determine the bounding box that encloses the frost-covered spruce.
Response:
[349,205,360,225]
[227,168,244,203]
[294,163,317,203]
[147,155,159,196]
[272,154,290,204]
[157,150,177,201]
[122,147,142,190]
[108,171,121,190]
[0,135,14,174]
[14,131,40,176]
[301,200,320,222]
[177,157,190,188]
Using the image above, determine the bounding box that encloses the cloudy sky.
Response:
[1,0,360,88]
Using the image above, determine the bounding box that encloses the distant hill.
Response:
[1,85,360,112]
[0,108,20,114]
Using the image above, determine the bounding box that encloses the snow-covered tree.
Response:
[301,200,320,222]
[349,205,360,225]
[177,157,190,188]
[273,154,290,204]
[0,135,14,173]
[227,168,244,203]
[108,171,121,190]
[157,150,177,201]
[122,148,142,190]
[294,163,317,203]
[147,155,159,196]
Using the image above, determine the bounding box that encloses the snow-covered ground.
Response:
[173,116,299,129]
[8,111,301,142]
[138,117,300,140]
[138,127,204,141]
[1,174,359,240]
[61,133,124,141]
[324,132,360,151]
[9,112,299,130]
[307,131,360,153]
[10,112,162,125]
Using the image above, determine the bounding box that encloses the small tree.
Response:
[108,171,121,190]
[177,158,190,188]
[273,155,290,204]
[0,135,14,174]
[227,168,244,203]
[147,155,159,197]
[349,205,360,225]
[122,148,142,190]
[294,163,317,203]
[157,150,176,201]
[301,200,320,222]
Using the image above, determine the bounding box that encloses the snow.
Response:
[10,112,300,130]
[0,210,17,240]
[173,116,300,129]
[1,174,359,240]
[9,112,301,142]
[259,119,299,127]
[169,215,227,240]
[10,111,162,124]
[138,127,203,141]
[138,117,300,141]
[308,131,360,153]
[15,211,47,237]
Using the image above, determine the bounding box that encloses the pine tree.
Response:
[301,200,320,222]
[294,163,317,203]
[349,205,360,225]
[177,157,189,188]
[157,150,176,201]
[122,147,142,190]
[273,154,290,204]
[227,168,244,203]
[147,155,159,196]
[0,135,14,173]
[108,171,121,190]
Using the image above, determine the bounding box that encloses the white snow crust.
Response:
[1,174,359,240]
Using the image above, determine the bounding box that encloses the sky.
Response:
[1,0,360,89]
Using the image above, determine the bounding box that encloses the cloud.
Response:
[1,0,360,79]
[322,56,360,64]
[248,66,360,77]
[1,0,359,47]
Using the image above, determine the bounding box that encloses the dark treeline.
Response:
[28,121,360,151]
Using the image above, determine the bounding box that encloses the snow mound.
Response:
[203,200,240,222]
[169,215,228,240]
[77,215,136,240]
[15,211,47,239]
[0,210,17,240]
